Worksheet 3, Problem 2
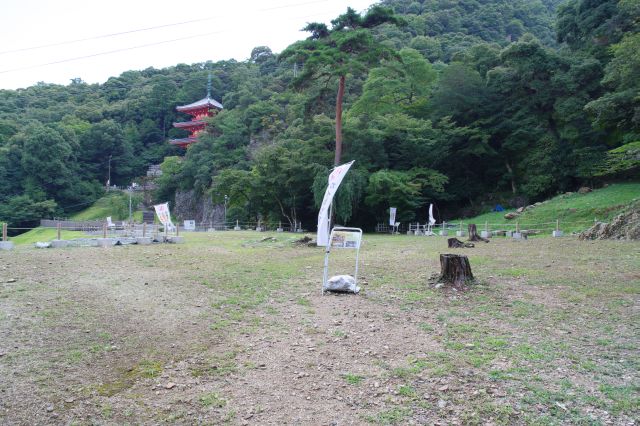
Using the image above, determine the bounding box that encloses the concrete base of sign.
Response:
[505,231,513,237]
[276,228,283,232]
[296,229,303,233]
[552,230,563,237]
[233,226,241,231]
[0,241,14,251]
[440,230,448,236]
[136,237,152,245]
[481,231,490,239]
[513,232,522,240]
[168,236,184,244]
[456,231,466,237]
[51,239,69,248]
[256,227,263,232]
[97,238,113,247]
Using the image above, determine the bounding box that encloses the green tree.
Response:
[281,6,402,165]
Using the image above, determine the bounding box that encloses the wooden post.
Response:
[516,221,519,233]
[57,222,61,240]
[103,223,107,239]
[2,223,7,242]
[459,221,463,232]
[485,221,488,232]
[143,222,146,238]
[556,219,559,232]
[176,223,180,236]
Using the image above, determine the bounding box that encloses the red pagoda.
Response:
[170,83,223,148]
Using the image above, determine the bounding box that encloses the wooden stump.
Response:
[439,254,474,287]
[468,224,489,242]
[448,238,474,248]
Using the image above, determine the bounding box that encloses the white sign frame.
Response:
[322,227,363,294]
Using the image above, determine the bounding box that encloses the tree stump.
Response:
[448,238,474,248]
[468,224,489,242]
[438,254,474,287]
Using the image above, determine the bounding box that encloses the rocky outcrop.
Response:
[579,201,640,240]
[174,190,224,226]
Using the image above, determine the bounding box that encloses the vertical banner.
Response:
[154,202,175,231]
[317,161,354,246]
[428,204,436,225]
[389,207,397,226]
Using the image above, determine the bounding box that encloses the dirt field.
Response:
[0,232,638,425]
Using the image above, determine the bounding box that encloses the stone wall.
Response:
[174,190,224,226]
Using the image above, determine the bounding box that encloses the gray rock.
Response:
[35,242,51,249]
[324,275,360,294]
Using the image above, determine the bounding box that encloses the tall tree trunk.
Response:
[334,75,346,166]
[505,160,517,194]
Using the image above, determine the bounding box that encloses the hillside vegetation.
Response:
[457,182,640,233]
[1,0,638,231]
[70,192,143,222]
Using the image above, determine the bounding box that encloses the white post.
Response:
[440,221,448,236]
[553,218,563,237]
[481,220,490,239]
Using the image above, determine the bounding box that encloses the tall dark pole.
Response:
[107,154,112,191]
[224,195,228,229]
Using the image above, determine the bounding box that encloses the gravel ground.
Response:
[0,232,638,425]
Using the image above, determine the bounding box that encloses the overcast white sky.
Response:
[0,0,379,90]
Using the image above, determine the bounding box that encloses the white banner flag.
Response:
[154,202,175,231]
[317,161,354,246]
[429,204,436,225]
[389,207,397,226]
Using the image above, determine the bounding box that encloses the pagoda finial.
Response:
[207,72,212,98]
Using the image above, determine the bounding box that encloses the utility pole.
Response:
[107,154,112,191]
[224,195,229,230]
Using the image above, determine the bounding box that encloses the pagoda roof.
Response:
[169,137,197,147]
[176,96,223,112]
[173,120,205,129]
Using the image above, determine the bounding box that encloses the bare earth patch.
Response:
[0,232,638,425]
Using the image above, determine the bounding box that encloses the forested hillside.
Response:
[0,0,638,231]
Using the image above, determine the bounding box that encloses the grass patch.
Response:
[199,392,226,408]
[11,227,86,245]
[455,182,640,233]
[366,407,412,424]
[191,352,238,377]
[343,373,364,385]
[398,385,417,398]
[71,191,144,221]
[128,360,162,379]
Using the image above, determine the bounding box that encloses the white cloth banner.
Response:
[317,161,354,246]
[389,207,397,226]
[154,202,175,231]
[428,204,436,225]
